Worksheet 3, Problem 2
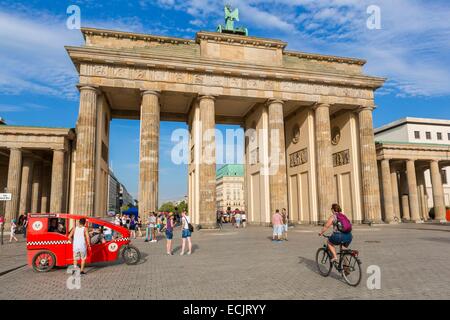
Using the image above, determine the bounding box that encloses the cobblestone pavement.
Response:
[0,223,449,300]
[0,232,27,275]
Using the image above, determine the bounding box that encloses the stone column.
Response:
[30,161,42,213]
[50,149,65,213]
[314,103,334,223]
[390,167,401,221]
[139,90,160,215]
[40,164,51,213]
[416,168,428,220]
[73,86,99,216]
[430,160,446,221]
[381,159,395,223]
[267,99,288,214]
[401,195,410,221]
[5,148,22,222]
[406,159,421,222]
[358,107,382,223]
[198,95,216,228]
[18,157,33,216]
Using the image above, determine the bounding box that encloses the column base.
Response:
[432,219,448,224]
[413,220,425,224]
[197,223,219,230]
[363,219,384,225]
[385,220,400,225]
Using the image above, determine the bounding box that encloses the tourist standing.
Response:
[271,209,283,242]
[282,208,289,241]
[241,212,247,228]
[180,211,192,255]
[129,215,137,239]
[217,211,223,230]
[137,216,143,237]
[22,216,28,238]
[0,215,4,245]
[146,212,157,243]
[165,213,175,255]
[235,209,241,228]
[9,219,18,242]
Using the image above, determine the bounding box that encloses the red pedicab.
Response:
[26,213,141,272]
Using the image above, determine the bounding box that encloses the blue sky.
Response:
[1,0,450,202]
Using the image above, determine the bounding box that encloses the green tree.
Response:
[177,200,188,213]
[159,202,175,212]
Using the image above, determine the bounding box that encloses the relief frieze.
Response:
[289,148,308,168]
[332,149,350,167]
[82,64,372,99]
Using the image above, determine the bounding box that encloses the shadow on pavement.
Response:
[298,256,346,283]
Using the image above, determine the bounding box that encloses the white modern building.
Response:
[375,117,450,210]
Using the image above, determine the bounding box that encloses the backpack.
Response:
[335,212,352,233]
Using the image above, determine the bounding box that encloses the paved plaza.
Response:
[0,223,449,300]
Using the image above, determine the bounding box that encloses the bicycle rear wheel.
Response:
[315,248,332,277]
[341,252,362,286]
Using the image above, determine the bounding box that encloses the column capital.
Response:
[266,98,285,106]
[356,105,376,114]
[312,102,331,111]
[197,95,216,102]
[141,90,161,98]
[77,84,100,94]
[52,148,66,153]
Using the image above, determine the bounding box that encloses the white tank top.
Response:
[73,226,86,251]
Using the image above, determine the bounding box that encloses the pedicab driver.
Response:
[68,218,91,275]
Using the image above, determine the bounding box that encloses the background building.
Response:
[375,117,450,222]
[216,164,245,212]
[107,169,134,214]
[120,184,134,208]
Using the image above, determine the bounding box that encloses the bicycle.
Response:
[315,234,362,287]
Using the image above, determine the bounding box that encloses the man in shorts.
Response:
[68,218,91,275]
[271,209,283,242]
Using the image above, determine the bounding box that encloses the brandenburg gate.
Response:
[64,24,385,227]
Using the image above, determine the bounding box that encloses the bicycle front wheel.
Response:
[316,248,332,277]
[341,252,362,286]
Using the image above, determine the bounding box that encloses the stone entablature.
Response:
[67,27,384,108]
[0,127,75,151]
[376,141,450,161]
[73,62,378,108]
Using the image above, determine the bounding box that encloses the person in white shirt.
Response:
[68,218,91,275]
[241,212,247,228]
[180,211,192,256]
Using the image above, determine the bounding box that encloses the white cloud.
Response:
[1,0,449,99]
[151,0,450,97]
[0,9,83,99]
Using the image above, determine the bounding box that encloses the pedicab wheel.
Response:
[32,250,56,272]
[315,248,332,277]
[122,245,141,265]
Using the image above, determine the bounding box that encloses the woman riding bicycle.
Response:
[318,203,353,265]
